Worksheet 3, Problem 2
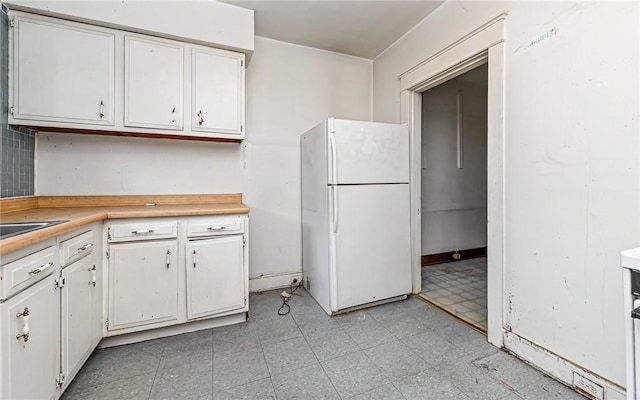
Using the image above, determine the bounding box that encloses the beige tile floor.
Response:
[420,257,488,331]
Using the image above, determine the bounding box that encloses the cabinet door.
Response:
[124,36,184,130]
[61,257,98,384]
[0,277,59,400]
[186,236,245,319]
[191,47,244,136]
[108,240,179,331]
[11,14,115,125]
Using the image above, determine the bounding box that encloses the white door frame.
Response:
[399,12,507,347]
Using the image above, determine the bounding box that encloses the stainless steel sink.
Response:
[0,221,67,240]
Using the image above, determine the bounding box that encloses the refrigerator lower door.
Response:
[331,183,411,312]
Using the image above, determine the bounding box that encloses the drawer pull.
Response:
[16,307,30,342]
[207,226,226,231]
[132,229,155,234]
[77,243,94,252]
[29,262,53,275]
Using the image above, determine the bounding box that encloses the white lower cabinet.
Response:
[61,255,101,387]
[108,240,179,332]
[105,215,248,337]
[0,213,248,398]
[186,235,245,319]
[0,276,59,400]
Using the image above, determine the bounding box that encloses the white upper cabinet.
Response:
[192,47,244,136]
[124,35,184,130]
[11,14,115,126]
[8,11,246,142]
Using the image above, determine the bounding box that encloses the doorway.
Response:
[400,12,506,346]
[417,64,488,332]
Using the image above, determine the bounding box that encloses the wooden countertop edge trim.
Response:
[0,201,250,256]
[0,213,107,255]
[36,194,243,208]
[0,194,243,214]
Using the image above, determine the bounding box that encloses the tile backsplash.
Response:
[1,6,36,198]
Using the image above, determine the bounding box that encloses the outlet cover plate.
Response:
[573,372,603,400]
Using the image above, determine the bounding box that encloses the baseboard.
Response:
[249,271,302,292]
[503,331,626,400]
[98,313,246,348]
[421,247,487,266]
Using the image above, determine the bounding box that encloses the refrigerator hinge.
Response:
[105,318,109,329]
[242,236,246,247]
[9,106,14,115]
[244,296,247,306]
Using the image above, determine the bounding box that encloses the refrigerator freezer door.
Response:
[332,183,411,311]
[329,119,409,185]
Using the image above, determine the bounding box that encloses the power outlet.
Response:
[291,277,300,287]
[573,372,603,400]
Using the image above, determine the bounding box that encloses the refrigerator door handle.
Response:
[331,185,338,234]
[329,129,338,185]
[329,129,339,234]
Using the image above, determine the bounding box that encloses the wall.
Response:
[373,0,639,389]
[0,6,35,198]
[2,0,254,59]
[421,64,487,255]
[36,36,372,290]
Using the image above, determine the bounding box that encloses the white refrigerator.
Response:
[301,118,412,315]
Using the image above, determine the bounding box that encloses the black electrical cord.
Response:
[277,279,303,316]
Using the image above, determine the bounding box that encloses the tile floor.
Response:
[421,257,488,331]
[61,288,585,400]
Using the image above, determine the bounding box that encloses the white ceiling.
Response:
[219,1,444,59]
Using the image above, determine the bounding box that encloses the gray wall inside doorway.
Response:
[421,64,488,255]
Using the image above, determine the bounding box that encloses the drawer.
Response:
[0,246,56,302]
[108,221,178,243]
[187,218,244,238]
[60,230,94,267]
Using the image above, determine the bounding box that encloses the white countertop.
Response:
[621,247,640,271]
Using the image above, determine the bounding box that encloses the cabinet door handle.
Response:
[77,243,94,252]
[16,307,30,342]
[132,229,154,234]
[207,226,226,231]
[192,250,197,268]
[166,250,171,269]
[99,100,104,118]
[89,265,97,286]
[29,262,53,275]
[197,110,204,126]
